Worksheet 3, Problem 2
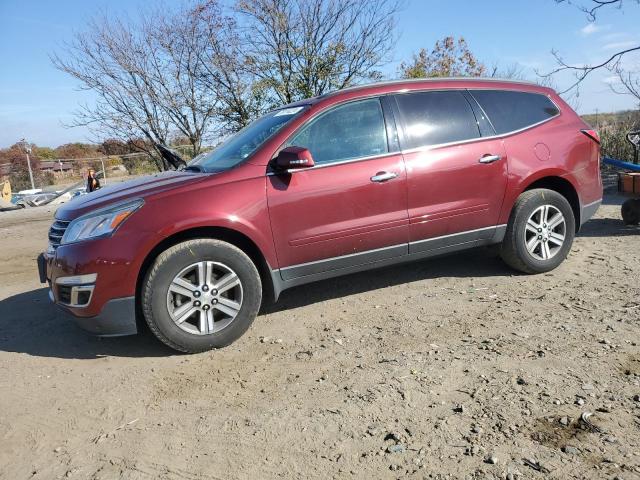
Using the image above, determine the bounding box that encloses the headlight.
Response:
[61,199,144,245]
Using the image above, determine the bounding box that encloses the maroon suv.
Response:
[38,78,603,352]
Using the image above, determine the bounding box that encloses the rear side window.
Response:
[470,90,560,135]
[287,98,388,165]
[394,91,480,149]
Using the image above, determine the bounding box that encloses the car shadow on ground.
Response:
[578,218,640,237]
[579,192,640,236]
[269,212,638,313]
[266,247,514,313]
[0,287,174,359]
[1,249,512,360]
[1,211,635,360]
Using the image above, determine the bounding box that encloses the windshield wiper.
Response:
[155,143,187,170]
[182,164,205,173]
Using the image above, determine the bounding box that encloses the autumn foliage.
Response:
[400,36,486,79]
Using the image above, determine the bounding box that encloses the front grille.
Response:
[48,220,70,250]
[56,283,94,307]
[58,285,72,304]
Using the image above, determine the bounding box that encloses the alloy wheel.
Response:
[166,261,243,335]
[524,205,566,261]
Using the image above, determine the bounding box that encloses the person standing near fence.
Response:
[86,168,101,193]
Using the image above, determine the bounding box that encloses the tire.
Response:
[141,239,262,353]
[500,188,575,274]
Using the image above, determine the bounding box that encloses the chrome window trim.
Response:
[393,88,561,155]
[398,112,560,156]
[466,89,561,131]
[271,95,394,167]
[266,150,402,175]
[266,108,558,174]
[267,87,561,174]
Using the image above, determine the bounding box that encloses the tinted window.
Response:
[462,91,495,137]
[288,98,388,165]
[470,90,560,135]
[394,91,480,149]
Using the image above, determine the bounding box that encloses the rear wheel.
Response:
[500,188,575,274]
[142,239,262,353]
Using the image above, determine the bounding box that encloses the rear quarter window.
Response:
[469,90,560,135]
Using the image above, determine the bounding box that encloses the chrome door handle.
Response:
[479,154,502,164]
[370,172,398,182]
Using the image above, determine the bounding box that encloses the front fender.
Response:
[119,173,277,295]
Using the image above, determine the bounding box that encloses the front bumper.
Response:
[38,252,138,337]
[50,290,138,336]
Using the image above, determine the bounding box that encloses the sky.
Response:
[0,0,639,148]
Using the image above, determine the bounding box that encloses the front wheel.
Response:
[500,188,575,274]
[141,239,262,353]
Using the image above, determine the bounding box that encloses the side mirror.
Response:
[274,146,315,170]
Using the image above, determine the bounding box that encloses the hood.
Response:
[55,170,208,221]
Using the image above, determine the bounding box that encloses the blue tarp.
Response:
[603,156,640,172]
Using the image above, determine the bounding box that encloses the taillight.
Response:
[581,129,600,144]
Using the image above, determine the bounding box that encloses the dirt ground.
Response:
[1,189,639,480]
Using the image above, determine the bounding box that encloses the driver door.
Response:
[266,97,409,280]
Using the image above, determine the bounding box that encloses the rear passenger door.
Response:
[393,90,508,253]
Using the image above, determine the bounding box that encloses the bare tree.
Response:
[611,67,640,103]
[554,0,637,20]
[52,15,169,169]
[52,2,227,169]
[235,0,400,105]
[54,0,402,154]
[143,3,221,156]
[542,0,640,98]
[488,62,528,80]
[194,1,274,132]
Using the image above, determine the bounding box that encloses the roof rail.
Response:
[325,77,539,96]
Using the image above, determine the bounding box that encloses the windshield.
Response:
[191,106,308,172]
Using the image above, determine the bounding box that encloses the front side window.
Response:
[394,91,480,149]
[287,98,388,165]
[469,90,560,135]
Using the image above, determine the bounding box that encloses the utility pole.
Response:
[100,157,106,184]
[19,138,35,190]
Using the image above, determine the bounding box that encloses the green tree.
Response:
[55,143,99,159]
[34,147,57,159]
[98,139,134,156]
[399,36,485,79]
[0,143,50,191]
